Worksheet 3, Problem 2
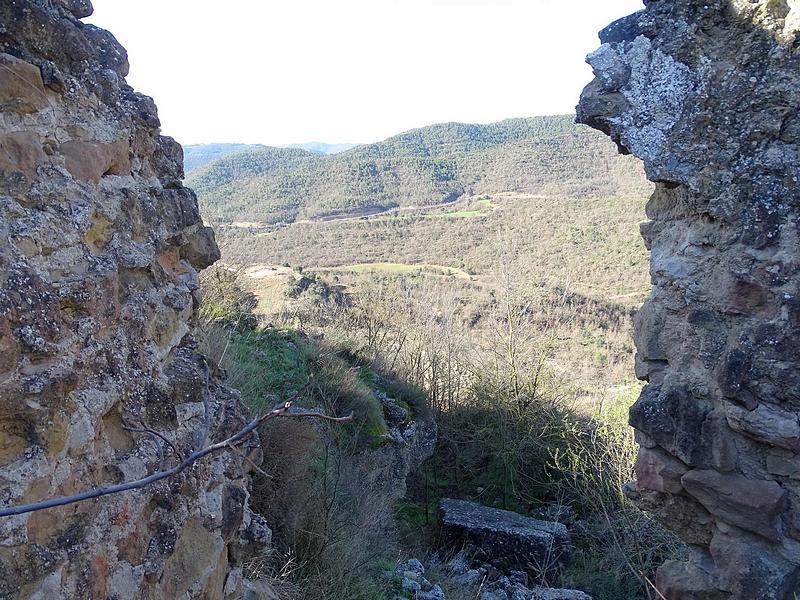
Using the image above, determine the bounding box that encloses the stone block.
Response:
[681,469,786,542]
[634,446,688,494]
[60,139,131,183]
[0,54,47,113]
[439,498,571,579]
[0,131,47,182]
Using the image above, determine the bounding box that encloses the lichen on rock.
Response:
[578,1,800,598]
[0,1,267,598]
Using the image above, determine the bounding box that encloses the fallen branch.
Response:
[0,403,352,518]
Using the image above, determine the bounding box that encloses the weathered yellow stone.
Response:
[27,478,95,545]
[85,213,113,251]
[101,409,134,452]
[43,410,69,458]
[199,546,227,600]
[0,416,27,467]
[23,476,52,504]
[0,318,19,378]
[160,517,225,599]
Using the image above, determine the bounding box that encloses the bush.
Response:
[200,264,258,325]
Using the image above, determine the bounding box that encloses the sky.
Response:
[88,0,643,146]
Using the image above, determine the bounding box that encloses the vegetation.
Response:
[183,142,266,173]
[200,256,682,599]
[187,116,649,224]
[194,115,681,599]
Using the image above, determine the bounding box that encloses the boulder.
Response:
[242,579,280,600]
[439,499,571,578]
[417,585,446,600]
[655,560,727,600]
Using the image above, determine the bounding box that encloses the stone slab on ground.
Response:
[439,499,571,578]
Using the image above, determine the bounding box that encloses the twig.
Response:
[122,423,185,462]
[0,404,352,518]
[226,441,272,480]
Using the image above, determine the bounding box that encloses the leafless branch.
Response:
[122,423,185,463]
[225,441,272,480]
[0,403,352,518]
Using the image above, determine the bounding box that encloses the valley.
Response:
[191,116,676,599]
[5,2,796,600]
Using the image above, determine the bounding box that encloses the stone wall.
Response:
[0,1,267,598]
[577,1,800,598]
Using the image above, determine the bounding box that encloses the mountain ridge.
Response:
[183,141,360,173]
[187,115,649,225]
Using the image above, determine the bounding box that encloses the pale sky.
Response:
[88,0,643,146]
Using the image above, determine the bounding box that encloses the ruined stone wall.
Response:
[0,1,268,598]
[578,0,800,598]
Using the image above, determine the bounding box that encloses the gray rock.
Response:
[529,587,592,600]
[530,505,575,527]
[242,579,280,600]
[402,577,422,593]
[452,568,483,587]
[439,499,571,578]
[376,389,409,425]
[445,550,470,575]
[398,558,426,578]
[416,584,446,600]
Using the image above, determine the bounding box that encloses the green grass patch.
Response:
[217,327,312,412]
[208,323,391,444]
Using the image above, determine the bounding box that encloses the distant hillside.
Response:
[183,143,265,173]
[187,116,649,224]
[184,141,359,174]
[283,142,359,155]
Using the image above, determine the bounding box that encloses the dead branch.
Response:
[0,403,352,518]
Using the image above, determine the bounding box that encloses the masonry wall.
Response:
[0,2,267,598]
[578,1,800,597]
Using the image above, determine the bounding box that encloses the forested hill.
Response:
[183,143,266,173]
[283,142,359,155]
[184,142,359,173]
[187,115,649,224]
